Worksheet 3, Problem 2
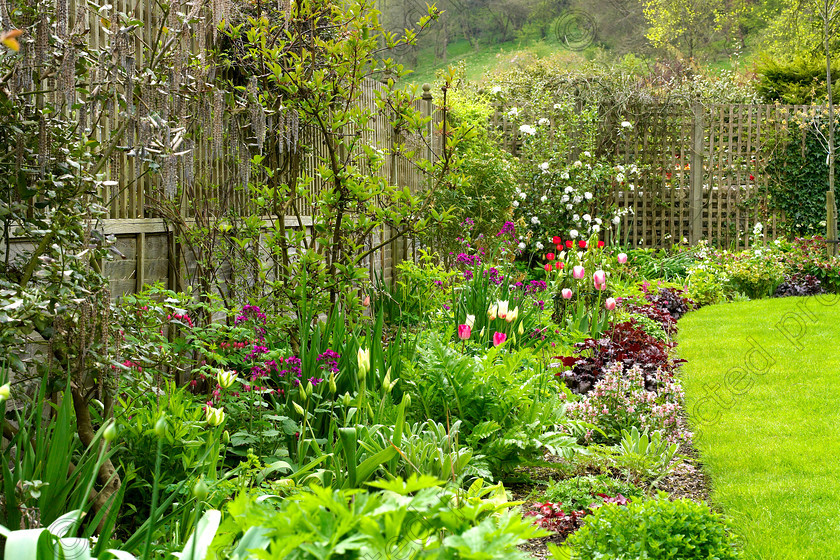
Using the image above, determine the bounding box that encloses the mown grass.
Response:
[678,296,840,559]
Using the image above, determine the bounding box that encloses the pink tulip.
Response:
[457,324,471,340]
[572,265,585,279]
[595,282,607,291]
[493,332,507,347]
[617,253,628,264]
[362,295,371,307]
[605,297,617,311]
[593,270,606,285]
[561,288,573,299]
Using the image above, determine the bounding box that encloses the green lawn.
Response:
[678,296,840,559]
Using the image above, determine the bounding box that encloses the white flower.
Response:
[583,214,591,222]
[573,213,580,222]
[553,103,562,109]
[621,121,632,128]
[616,173,625,183]
[512,200,519,208]
[538,117,550,126]
[612,216,621,225]
[561,195,570,203]
[753,222,764,233]
[573,160,582,168]
[583,151,591,158]
[535,241,544,250]
[584,192,593,200]
[519,124,536,135]
[573,196,583,204]
[570,229,579,238]
[595,218,602,225]
[539,162,550,171]
[591,224,601,233]
[561,171,570,180]
[530,216,540,225]
[566,203,573,210]
[491,85,502,94]
[519,192,527,200]
[518,242,526,250]
[564,186,574,194]
[540,195,547,202]
[508,107,520,117]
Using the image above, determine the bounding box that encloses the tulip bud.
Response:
[292,401,305,415]
[193,478,209,502]
[223,430,231,444]
[382,369,391,393]
[617,253,628,264]
[302,381,312,401]
[205,406,225,427]
[0,383,9,402]
[402,393,411,409]
[605,297,617,311]
[518,322,524,335]
[154,416,167,438]
[342,392,353,407]
[357,347,370,381]
[103,421,117,443]
[329,372,337,393]
[487,303,497,321]
[562,288,573,299]
[465,314,475,328]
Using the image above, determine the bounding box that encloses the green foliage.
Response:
[723,246,787,299]
[542,474,645,511]
[612,427,680,487]
[565,494,743,559]
[427,89,518,256]
[685,265,730,306]
[765,123,840,237]
[212,476,547,559]
[756,56,840,103]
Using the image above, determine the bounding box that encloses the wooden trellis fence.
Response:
[2,0,443,298]
[492,100,821,249]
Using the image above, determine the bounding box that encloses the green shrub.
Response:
[566,494,743,559]
[542,474,645,511]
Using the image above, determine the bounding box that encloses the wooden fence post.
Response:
[690,104,705,244]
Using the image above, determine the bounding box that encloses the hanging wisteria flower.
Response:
[519,124,537,135]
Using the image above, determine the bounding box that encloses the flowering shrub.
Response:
[565,362,690,444]
[723,245,787,299]
[779,235,840,293]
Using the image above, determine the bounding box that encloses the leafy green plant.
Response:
[212,475,547,559]
[612,427,680,487]
[562,494,743,559]
[542,474,645,512]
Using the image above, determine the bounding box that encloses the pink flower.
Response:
[617,253,628,264]
[561,288,573,299]
[605,297,617,311]
[593,270,606,285]
[572,265,585,279]
[493,332,507,347]
[595,282,607,291]
[457,324,472,340]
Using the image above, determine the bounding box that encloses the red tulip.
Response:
[457,324,472,340]
[544,262,553,272]
[546,252,555,261]
[749,175,755,181]
[493,332,507,347]
[598,241,605,248]
[555,262,564,270]
[578,240,587,249]
[565,240,573,249]
[552,236,562,245]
